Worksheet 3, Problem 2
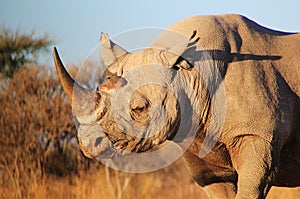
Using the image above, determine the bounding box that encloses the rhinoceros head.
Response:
[54,31,199,159]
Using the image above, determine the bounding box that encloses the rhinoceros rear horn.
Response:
[53,47,96,115]
[100,32,129,69]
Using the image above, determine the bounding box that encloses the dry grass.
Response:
[267,187,300,199]
[0,158,206,199]
[0,157,299,199]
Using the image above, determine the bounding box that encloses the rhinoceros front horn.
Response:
[53,47,96,116]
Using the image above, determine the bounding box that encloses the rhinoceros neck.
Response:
[173,61,226,159]
[169,68,211,143]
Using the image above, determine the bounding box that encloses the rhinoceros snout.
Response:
[80,135,115,159]
[90,136,114,158]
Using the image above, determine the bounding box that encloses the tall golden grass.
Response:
[1,157,299,199]
[0,65,299,199]
[0,157,206,199]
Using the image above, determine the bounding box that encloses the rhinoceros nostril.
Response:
[95,137,104,146]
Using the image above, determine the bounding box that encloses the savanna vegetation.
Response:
[0,28,299,199]
[0,27,52,78]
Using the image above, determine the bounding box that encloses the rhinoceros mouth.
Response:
[92,145,116,159]
[90,137,117,159]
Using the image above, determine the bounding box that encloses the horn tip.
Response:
[53,46,59,60]
[53,46,58,54]
[53,47,64,68]
[100,32,109,43]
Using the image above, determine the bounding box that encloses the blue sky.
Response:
[1,0,300,65]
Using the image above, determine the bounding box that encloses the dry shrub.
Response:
[0,64,80,198]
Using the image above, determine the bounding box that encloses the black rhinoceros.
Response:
[54,14,300,198]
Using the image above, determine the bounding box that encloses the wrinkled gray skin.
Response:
[54,14,300,198]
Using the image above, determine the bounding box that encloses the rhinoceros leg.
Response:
[230,135,274,199]
[183,142,238,198]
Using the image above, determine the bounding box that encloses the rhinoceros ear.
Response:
[100,32,129,67]
[160,30,199,70]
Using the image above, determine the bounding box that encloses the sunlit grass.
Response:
[0,157,299,199]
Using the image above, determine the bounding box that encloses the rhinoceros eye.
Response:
[131,99,149,113]
[130,98,150,125]
[132,105,146,113]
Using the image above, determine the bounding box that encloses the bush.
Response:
[0,28,52,78]
[0,65,80,198]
